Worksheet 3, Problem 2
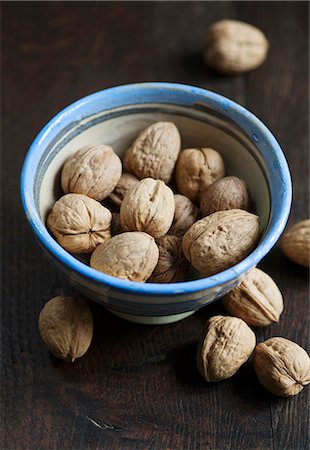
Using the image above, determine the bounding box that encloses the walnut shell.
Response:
[110,212,123,236]
[222,268,283,326]
[120,178,175,238]
[169,194,201,237]
[90,231,159,282]
[253,337,310,397]
[204,20,269,75]
[182,209,260,277]
[61,144,122,201]
[109,173,139,208]
[148,235,189,283]
[39,296,93,362]
[197,315,256,382]
[123,121,181,183]
[175,148,225,203]
[280,219,310,267]
[200,176,250,217]
[47,194,112,254]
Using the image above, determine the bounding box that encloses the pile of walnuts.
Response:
[47,121,261,283]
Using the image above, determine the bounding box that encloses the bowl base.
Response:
[106,309,195,325]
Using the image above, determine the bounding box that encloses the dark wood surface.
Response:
[1,2,309,449]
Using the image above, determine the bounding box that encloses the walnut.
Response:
[200,176,250,217]
[169,194,201,237]
[109,173,139,208]
[120,178,175,238]
[197,315,256,382]
[110,212,123,236]
[61,144,122,201]
[253,337,310,397]
[148,235,189,283]
[222,268,284,326]
[175,148,225,203]
[280,219,310,267]
[47,193,112,254]
[39,296,93,362]
[123,121,181,183]
[204,20,269,75]
[90,231,159,282]
[182,209,260,277]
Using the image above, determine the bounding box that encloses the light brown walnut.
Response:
[109,173,139,208]
[204,20,269,75]
[200,176,250,217]
[280,219,310,267]
[123,121,181,183]
[120,178,175,238]
[182,209,260,277]
[148,235,189,283]
[39,296,93,362]
[253,337,310,397]
[222,268,283,326]
[197,315,256,382]
[175,148,225,203]
[169,194,201,237]
[90,231,159,282]
[61,144,122,201]
[47,193,112,254]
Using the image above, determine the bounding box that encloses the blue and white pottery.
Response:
[20,82,292,324]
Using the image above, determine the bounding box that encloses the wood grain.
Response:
[1,2,309,449]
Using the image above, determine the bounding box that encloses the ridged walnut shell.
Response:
[200,176,250,217]
[47,194,112,254]
[175,148,225,203]
[169,194,201,237]
[90,231,159,282]
[110,213,123,237]
[280,219,310,267]
[204,20,269,75]
[123,121,181,183]
[182,209,260,277]
[120,178,175,238]
[109,173,139,208]
[61,144,122,201]
[148,235,189,283]
[222,268,283,327]
[39,296,93,362]
[253,337,310,397]
[197,315,256,382]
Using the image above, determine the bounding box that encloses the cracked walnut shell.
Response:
[90,231,159,282]
[204,20,269,75]
[148,235,189,283]
[182,209,260,277]
[120,178,175,238]
[253,337,310,397]
[223,268,283,327]
[47,193,112,254]
[61,144,122,201]
[197,315,256,382]
[175,148,225,203]
[39,296,93,362]
[169,194,201,237]
[280,219,310,267]
[123,121,181,183]
[200,176,250,217]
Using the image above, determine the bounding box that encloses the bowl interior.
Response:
[38,103,270,243]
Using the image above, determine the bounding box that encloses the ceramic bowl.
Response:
[20,82,292,324]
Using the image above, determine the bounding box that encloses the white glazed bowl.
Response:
[20,83,292,324]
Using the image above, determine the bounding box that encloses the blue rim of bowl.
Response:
[20,82,292,296]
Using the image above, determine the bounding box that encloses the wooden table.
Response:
[1,2,309,449]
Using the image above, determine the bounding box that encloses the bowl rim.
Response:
[20,82,292,296]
